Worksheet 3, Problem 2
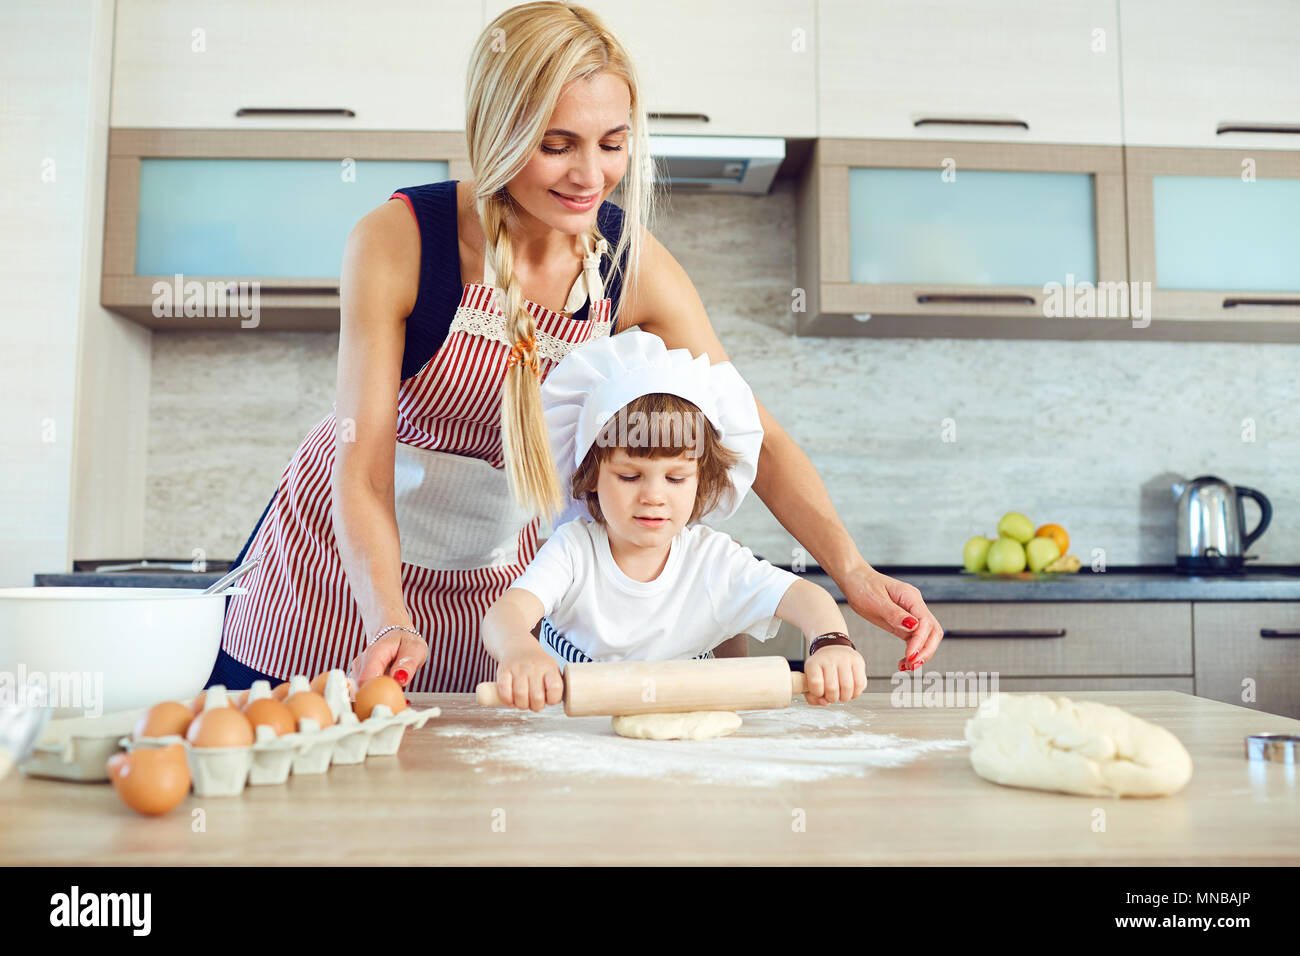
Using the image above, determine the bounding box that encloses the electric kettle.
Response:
[1174,475,1272,573]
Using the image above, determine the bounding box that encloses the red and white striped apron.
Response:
[220,233,614,693]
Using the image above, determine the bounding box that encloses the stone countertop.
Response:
[34,571,226,590]
[791,566,1300,602]
[33,565,1300,601]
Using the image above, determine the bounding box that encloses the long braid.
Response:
[482,192,565,519]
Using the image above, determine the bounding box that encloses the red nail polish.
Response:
[393,669,409,686]
[902,616,919,629]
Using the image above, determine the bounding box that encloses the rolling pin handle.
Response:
[476,682,505,707]
[790,671,806,696]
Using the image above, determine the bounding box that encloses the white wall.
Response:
[0,0,150,586]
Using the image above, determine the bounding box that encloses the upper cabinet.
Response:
[484,0,818,138]
[102,130,470,330]
[1119,0,1300,150]
[795,139,1128,338]
[818,0,1123,145]
[111,0,479,130]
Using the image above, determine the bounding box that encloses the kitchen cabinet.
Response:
[1193,602,1300,720]
[818,0,1122,145]
[101,129,470,330]
[483,0,817,138]
[110,0,477,131]
[794,138,1128,335]
[843,601,1192,681]
[1119,0,1300,150]
[1124,146,1300,335]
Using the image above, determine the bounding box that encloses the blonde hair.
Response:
[465,2,660,519]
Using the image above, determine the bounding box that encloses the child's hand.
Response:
[496,643,564,712]
[803,645,867,706]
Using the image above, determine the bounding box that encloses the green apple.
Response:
[997,511,1035,544]
[962,536,994,572]
[987,536,1027,574]
[1025,536,1061,573]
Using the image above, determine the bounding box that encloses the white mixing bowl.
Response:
[0,587,245,719]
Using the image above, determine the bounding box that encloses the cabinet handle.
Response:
[648,111,710,123]
[235,108,356,118]
[226,285,339,295]
[1223,298,1300,309]
[914,117,1029,130]
[1260,629,1300,638]
[941,629,1066,638]
[1216,122,1300,136]
[915,293,1037,305]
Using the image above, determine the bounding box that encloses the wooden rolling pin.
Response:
[475,656,808,717]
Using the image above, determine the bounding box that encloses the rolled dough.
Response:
[964,693,1193,798]
[611,711,742,740]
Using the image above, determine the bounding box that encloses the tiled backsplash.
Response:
[145,179,1300,568]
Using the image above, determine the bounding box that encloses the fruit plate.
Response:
[960,570,1074,581]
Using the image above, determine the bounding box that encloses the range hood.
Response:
[648,135,785,194]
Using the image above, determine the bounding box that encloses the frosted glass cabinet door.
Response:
[1124,146,1300,332]
[135,159,448,278]
[848,168,1098,286]
[1152,176,1300,291]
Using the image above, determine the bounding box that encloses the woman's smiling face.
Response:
[508,71,631,233]
[596,449,699,546]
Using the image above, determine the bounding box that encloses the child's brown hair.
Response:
[569,392,741,525]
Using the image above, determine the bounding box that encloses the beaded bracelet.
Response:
[368,624,425,649]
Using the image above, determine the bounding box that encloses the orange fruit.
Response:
[1035,523,1069,555]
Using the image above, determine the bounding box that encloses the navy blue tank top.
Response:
[388,180,628,381]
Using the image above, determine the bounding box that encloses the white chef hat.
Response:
[541,329,763,528]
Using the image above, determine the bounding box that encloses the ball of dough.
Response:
[611,711,742,740]
[964,693,1193,798]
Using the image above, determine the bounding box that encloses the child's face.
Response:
[596,448,699,546]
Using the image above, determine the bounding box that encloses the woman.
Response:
[210,1,944,695]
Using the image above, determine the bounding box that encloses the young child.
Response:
[482,329,865,711]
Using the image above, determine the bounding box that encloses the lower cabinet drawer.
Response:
[1193,602,1300,720]
[979,676,1194,693]
[844,602,1192,678]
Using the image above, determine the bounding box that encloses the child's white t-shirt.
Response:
[508,517,800,668]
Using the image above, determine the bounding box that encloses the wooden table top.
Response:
[2,691,1297,865]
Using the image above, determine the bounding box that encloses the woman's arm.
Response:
[623,229,945,670]
[335,200,428,684]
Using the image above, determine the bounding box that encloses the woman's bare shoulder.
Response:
[342,197,422,320]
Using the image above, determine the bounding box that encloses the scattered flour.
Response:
[430,701,967,787]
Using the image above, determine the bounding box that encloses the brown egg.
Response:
[242,697,296,737]
[106,744,191,816]
[189,689,231,714]
[271,681,292,702]
[284,690,334,730]
[186,706,254,748]
[133,701,193,740]
[354,676,408,720]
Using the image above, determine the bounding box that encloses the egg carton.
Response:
[123,674,440,796]
[20,707,149,782]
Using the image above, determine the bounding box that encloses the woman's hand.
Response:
[838,564,944,673]
[802,645,867,706]
[496,643,564,712]
[349,629,429,690]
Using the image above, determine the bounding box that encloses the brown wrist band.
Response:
[809,631,854,655]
